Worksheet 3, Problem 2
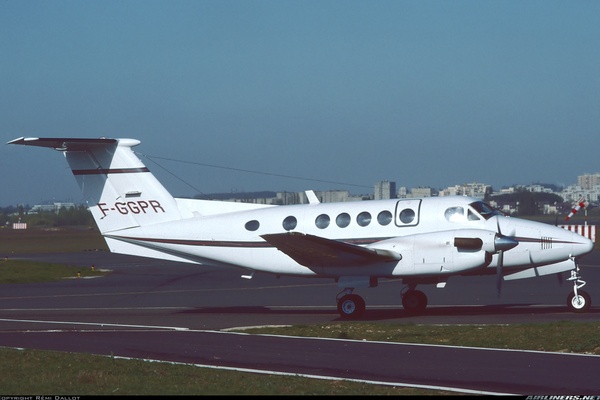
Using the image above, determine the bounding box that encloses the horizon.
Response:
[1,176,589,208]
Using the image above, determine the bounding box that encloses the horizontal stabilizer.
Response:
[7,137,118,150]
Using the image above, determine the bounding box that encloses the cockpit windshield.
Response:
[469,201,502,220]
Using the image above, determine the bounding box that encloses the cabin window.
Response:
[394,199,421,227]
[444,206,465,222]
[245,220,260,231]
[336,212,351,228]
[315,214,330,229]
[282,216,297,231]
[377,210,393,226]
[399,208,416,224]
[357,211,371,227]
[469,201,501,220]
[467,209,480,221]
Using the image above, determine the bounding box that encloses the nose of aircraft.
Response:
[572,229,594,257]
[495,216,594,259]
[554,224,594,257]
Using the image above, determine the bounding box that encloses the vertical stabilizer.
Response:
[8,137,185,233]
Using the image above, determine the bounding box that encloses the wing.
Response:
[261,232,401,268]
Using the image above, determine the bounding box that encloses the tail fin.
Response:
[8,137,185,234]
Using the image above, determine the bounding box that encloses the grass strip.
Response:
[0,259,108,284]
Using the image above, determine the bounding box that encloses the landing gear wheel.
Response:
[337,294,366,319]
[567,290,591,313]
[566,265,590,313]
[402,290,428,315]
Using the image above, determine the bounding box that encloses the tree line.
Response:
[487,189,565,216]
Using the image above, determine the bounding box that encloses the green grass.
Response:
[237,321,600,355]
[0,259,108,283]
[0,347,449,395]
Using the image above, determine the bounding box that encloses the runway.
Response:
[1,250,600,394]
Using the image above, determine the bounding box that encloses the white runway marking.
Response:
[0,317,189,331]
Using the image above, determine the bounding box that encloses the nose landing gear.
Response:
[566,265,591,313]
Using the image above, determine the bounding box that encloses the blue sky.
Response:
[2,0,600,206]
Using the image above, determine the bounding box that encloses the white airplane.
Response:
[8,137,595,318]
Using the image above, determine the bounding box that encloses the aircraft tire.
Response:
[567,290,591,313]
[337,294,366,319]
[402,290,428,315]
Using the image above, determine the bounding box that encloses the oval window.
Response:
[357,211,371,227]
[399,208,416,224]
[282,216,297,231]
[444,206,465,222]
[336,212,351,228]
[315,214,330,229]
[245,220,260,231]
[377,210,393,226]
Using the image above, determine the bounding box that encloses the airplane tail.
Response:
[8,137,185,234]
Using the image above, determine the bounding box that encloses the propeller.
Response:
[557,272,564,287]
[494,217,518,297]
[496,250,504,297]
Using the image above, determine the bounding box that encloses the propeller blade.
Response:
[496,250,503,298]
[557,272,564,287]
[493,215,517,298]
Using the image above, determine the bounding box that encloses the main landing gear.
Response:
[335,285,430,319]
[336,288,366,319]
[401,286,428,315]
[566,265,591,313]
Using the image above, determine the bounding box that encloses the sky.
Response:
[1,0,600,206]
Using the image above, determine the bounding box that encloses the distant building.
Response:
[29,202,76,214]
[374,180,396,200]
[316,190,351,203]
[295,190,351,203]
[560,184,600,204]
[543,203,560,214]
[408,187,434,198]
[526,184,553,194]
[578,173,600,190]
[439,182,490,198]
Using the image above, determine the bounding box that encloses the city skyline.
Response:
[7,172,600,209]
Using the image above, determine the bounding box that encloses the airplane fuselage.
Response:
[103,195,592,279]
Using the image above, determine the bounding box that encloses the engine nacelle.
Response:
[367,229,497,276]
[452,229,503,253]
